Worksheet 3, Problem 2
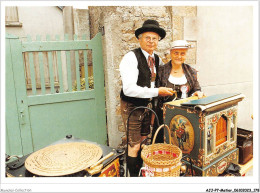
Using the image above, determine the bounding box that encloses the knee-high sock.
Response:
[127,156,140,177]
[137,150,143,170]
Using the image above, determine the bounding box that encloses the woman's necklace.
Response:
[172,68,182,73]
[171,62,183,74]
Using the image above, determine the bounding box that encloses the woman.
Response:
[153,40,204,142]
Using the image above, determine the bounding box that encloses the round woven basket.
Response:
[141,124,182,177]
[25,142,103,176]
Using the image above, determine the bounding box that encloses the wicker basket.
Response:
[141,124,182,177]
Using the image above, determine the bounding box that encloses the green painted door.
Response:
[6,33,107,156]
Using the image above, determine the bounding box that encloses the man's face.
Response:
[170,48,188,65]
[138,32,159,55]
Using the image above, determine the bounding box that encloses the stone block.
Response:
[116,105,121,116]
[122,33,138,43]
[141,6,168,17]
[184,17,197,40]
[185,41,197,65]
[172,6,197,17]
[172,16,184,40]
[118,124,125,132]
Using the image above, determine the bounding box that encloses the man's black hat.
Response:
[135,19,166,40]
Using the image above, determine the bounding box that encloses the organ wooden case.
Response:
[163,93,245,176]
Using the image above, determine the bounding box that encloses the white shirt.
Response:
[119,49,164,98]
[168,74,187,85]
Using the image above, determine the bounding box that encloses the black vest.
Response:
[120,48,159,106]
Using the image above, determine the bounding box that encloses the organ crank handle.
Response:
[90,152,115,169]
[172,90,177,101]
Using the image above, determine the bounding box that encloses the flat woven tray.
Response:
[25,142,103,176]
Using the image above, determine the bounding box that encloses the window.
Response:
[5,6,22,27]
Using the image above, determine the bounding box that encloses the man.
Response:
[119,19,174,177]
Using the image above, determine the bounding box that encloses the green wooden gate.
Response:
[6,33,107,156]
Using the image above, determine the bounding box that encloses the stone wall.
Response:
[73,8,90,39]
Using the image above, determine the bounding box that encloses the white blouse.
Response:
[168,74,187,85]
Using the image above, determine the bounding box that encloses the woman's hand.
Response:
[193,91,204,99]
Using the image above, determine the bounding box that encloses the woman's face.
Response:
[170,48,188,66]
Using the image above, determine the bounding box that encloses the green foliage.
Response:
[72,76,94,91]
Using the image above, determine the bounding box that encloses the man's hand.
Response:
[193,91,204,99]
[158,87,175,96]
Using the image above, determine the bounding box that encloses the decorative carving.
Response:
[206,165,218,176]
[198,112,206,132]
[166,104,175,110]
[232,151,237,160]
[197,149,204,167]
[206,124,213,154]
[206,157,231,176]
[197,160,202,168]
[187,108,197,114]
[216,158,228,174]
[227,151,237,162]
[208,107,237,123]
[205,141,236,165]
[199,123,204,130]
[199,112,205,123]
[227,154,233,162]
[203,106,238,166]
[199,148,205,155]
[228,110,234,117]
[211,115,218,123]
